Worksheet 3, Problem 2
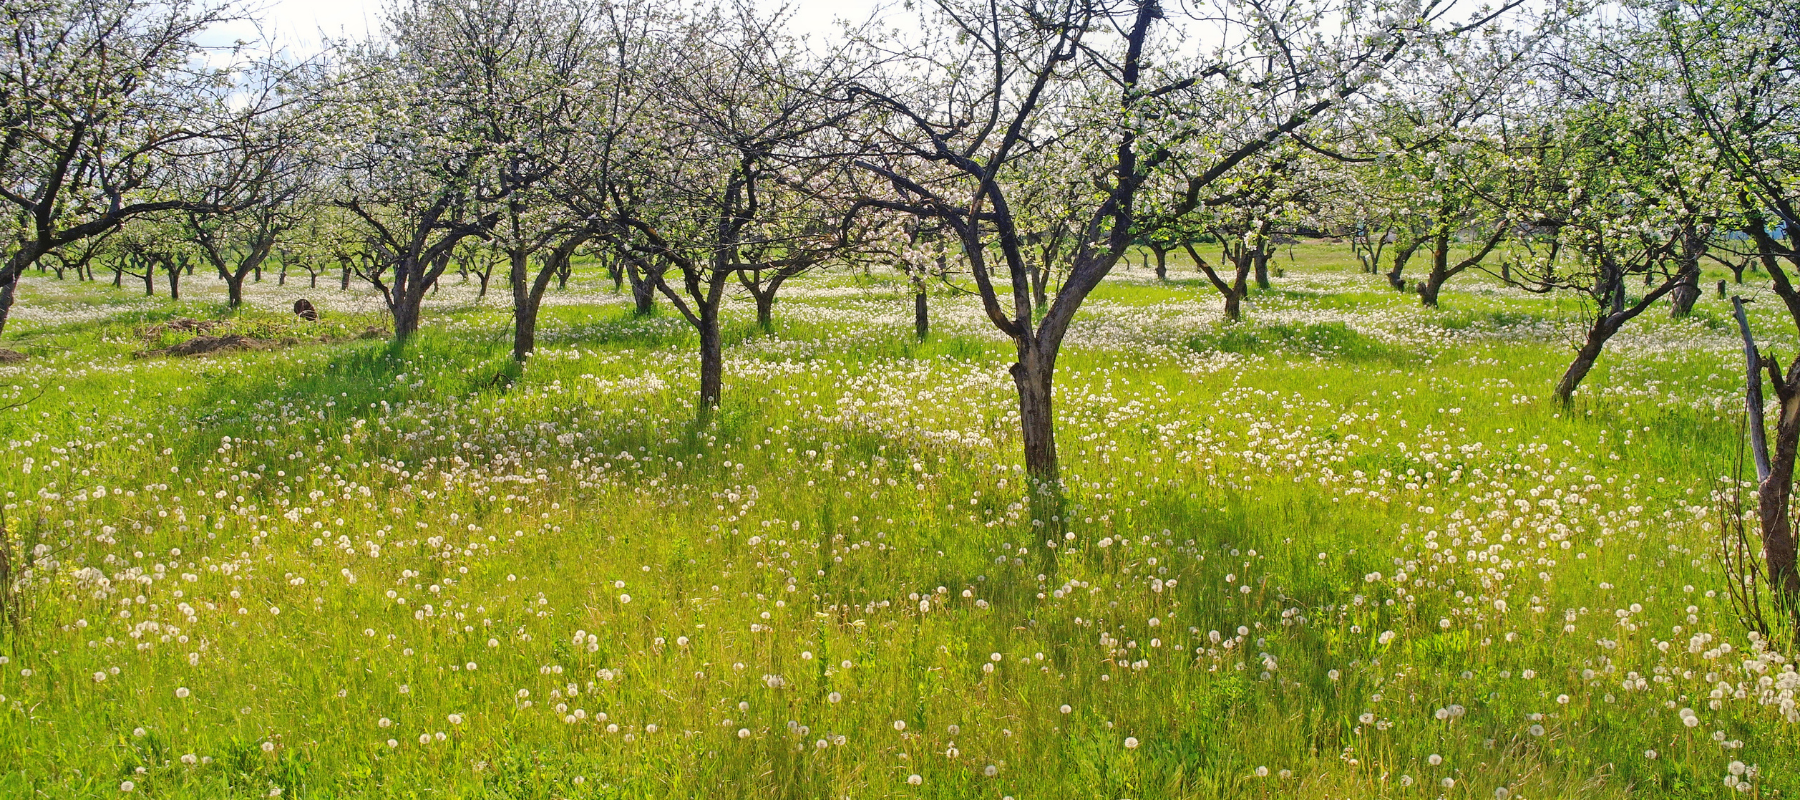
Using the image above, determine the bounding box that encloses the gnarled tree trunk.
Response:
[1553,319,1615,403]
[625,254,661,316]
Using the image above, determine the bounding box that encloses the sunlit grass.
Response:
[0,247,1793,798]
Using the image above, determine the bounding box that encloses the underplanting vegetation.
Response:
[1,255,1795,798]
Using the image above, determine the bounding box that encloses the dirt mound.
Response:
[145,318,222,336]
[157,334,265,357]
[132,321,389,358]
[0,349,25,363]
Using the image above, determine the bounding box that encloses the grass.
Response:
[0,246,1794,798]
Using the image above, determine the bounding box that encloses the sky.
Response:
[230,0,892,54]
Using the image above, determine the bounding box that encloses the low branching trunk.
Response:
[510,232,593,363]
[1420,224,1508,308]
[1386,239,1424,293]
[1554,265,1693,403]
[164,257,183,301]
[1733,298,1800,612]
[1552,319,1616,403]
[1185,242,1251,322]
[627,257,659,316]
[1734,215,1800,610]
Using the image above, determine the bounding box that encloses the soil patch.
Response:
[156,334,267,357]
[144,318,223,336]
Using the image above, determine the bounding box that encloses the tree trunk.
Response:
[511,292,540,361]
[1418,275,1444,307]
[0,250,31,339]
[0,283,15,339]
[1185,243,1247,323]
[1553,320,1617,404]
[225,274,245,308]
[1011,344,1064,549]
[1670,270,1701,318]
[755,292,774,332]
[914,288,929,341]
[310,272,318,289]
[698,310,723,413]
[166,266,181,301]
[1012,347,1058,483]
[393,297,422,342]
[628,262,657,315]
[341,263,351,290]
[1253,249,1270,290]
[1761,391,1800,599]
[1420,231,1451,307]
[278,264,287,286]
[1153,247,1167,282]
[143,269,154,296]
[1386,241,1421,292]
[391,257,439,344]
[477,271,491,298]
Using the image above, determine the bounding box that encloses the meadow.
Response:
[0,245,1795,799]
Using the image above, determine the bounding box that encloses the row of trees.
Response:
[5,0,1798,557]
